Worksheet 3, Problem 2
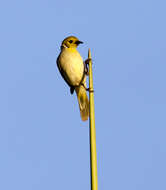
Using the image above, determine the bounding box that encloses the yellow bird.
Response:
[57,36,89,121]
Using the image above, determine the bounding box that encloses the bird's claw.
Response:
[81,83,94,93]
[84,58,92,76]
[84,65,89,76]
[86,88,94,93]
[85,58,92,65]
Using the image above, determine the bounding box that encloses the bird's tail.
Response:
[75,85,89,121]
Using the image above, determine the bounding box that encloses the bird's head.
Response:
[61,36,83,48]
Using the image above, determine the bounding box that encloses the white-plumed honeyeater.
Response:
[57,36,89,121]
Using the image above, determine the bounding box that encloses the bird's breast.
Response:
[59,48,84,86]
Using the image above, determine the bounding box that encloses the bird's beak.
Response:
[75,40,83,45]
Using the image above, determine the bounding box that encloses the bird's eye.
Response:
[69,40,73,44]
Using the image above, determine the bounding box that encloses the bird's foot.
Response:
[85,58,92,65]
[84,58,92,76]
[86,88,94,93]
[81,83,94,93]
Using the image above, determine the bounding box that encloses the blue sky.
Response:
[0,0,166,189]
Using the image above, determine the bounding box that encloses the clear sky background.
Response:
[0,0,166,189]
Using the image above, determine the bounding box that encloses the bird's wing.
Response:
[57,55,74,94]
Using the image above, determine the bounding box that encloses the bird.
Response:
[57,36,89,121]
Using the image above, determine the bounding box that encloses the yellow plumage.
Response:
[75,85,89,121]
[57,36,89,121]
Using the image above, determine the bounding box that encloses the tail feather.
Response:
[75,85,89,121]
